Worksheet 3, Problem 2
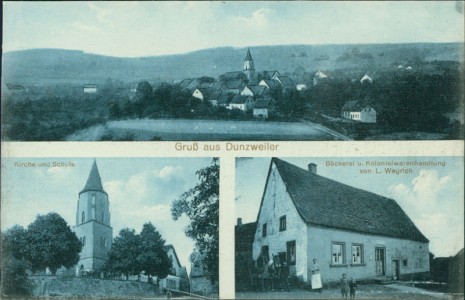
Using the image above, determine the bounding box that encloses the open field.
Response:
[66,119,350,141]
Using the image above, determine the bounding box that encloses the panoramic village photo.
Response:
[2,1,464,141]
[1,158,219,298]
[235,157,464,299]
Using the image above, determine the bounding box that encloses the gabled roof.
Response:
[275,75,295,89]
[217,93,231,105]
[208,90,223,101]
[209,81,225,90]
[360,74,373,83]
[231,95,253,104]
[248,85,267,96]
[235,222,257,253]
[163,244,182,269]
[225,79,246,90]
[314,71,328,79]
[259,79,281,90]
[179,79,193,89]
[342,100,373,112]
[80,160,106,195]
[187,78,200,91]
[260,70,280,80]
[199,82,212,89]
[222,71,245,81]
[259,158,428,243]
[254,99,274,109]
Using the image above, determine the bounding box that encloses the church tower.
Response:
[74,160,112,274]
[243,48,255,83]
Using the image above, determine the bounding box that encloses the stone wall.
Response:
[31,276,158,298]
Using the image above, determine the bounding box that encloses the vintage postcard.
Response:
[1,157,219,298]
[1,1,464,300]
[1,1,464,141]
[235,157,464,298]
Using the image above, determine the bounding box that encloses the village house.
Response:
[252,158,430,285]
[240,85,267,98]
[273,75,296,91]
[360,74,373,84]
[313,70,329,86]
[190,250,218,295]
[341,100,377,123]
[253,99,275,119]
[192,88,211,101]
[228,95,254,112]
[235,219,258,289]
[158,245,190,293]
[83,84,98,93]
[296,83,307,91]
[258,79,282,91]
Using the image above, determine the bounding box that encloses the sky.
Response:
[3,1,464,57]
[235,157,464,258]
[1,157,215,273]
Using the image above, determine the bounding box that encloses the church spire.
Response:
[80,159,106,194]
[244,48,253,61]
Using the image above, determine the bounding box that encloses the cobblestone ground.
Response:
[236,284,454,300]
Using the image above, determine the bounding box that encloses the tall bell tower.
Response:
[74,160,112,274]
[243,48,255,83]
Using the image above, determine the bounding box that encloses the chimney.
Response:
[237,218,243,226]
[308,163,317,174]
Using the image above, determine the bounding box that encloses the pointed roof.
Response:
[80,160,106,194]
[258,158,429,243]
[244,48,253,61]
[163,244,182,269]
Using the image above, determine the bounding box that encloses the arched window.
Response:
[81,211,85,223]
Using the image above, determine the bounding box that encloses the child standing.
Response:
[341,273,349,299]
[349,278,357,299]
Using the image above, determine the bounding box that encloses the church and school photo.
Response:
[1,157,219,298]
[235,157,463,297]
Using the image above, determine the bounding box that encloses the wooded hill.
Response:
[2,43,463,86]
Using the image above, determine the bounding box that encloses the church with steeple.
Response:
[74,160,113,274]
[243,48,255,83]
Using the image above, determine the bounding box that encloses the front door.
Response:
[375,248,385,276]
[392,260,400,280]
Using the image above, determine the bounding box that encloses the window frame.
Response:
[331,242,345,265]
[403,259,408,267]
[279,215,287,232]
[351,243,364,264]
[286,240,296,265]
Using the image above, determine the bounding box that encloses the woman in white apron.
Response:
[311,259,322,292]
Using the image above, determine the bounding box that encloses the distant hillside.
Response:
[2,43,463,86]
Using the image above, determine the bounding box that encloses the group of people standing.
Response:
[311,259,357,298]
